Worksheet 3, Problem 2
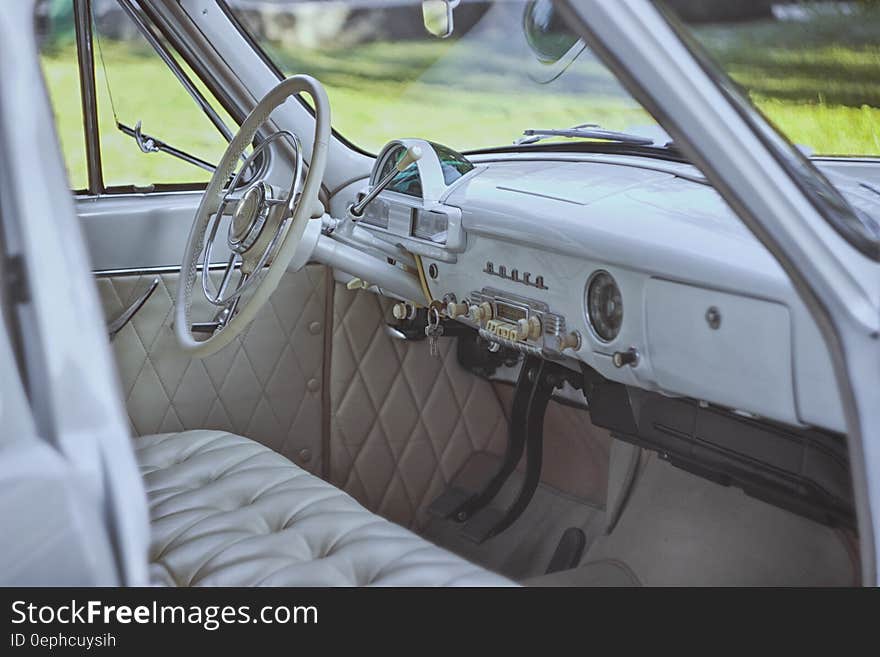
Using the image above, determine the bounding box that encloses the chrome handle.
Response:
[107,277,160,341]
[349,145,423,218]
[191,322,220,335]
[384,324,409,341]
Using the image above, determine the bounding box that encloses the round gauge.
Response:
[586,271,623,342]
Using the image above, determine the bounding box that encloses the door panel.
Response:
[96,265,328,474]
[78,192,232,272]
[330,284,509,529]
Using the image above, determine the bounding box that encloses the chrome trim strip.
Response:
[118,0,233,143]
[93,262,235,278]
[107,276,160,340]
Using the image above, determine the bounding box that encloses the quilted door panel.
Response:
[96,265,327,474]
[330,285,509,530]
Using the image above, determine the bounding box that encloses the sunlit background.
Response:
[38,0,880,190]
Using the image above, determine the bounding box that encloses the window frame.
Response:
[69,0,244,196]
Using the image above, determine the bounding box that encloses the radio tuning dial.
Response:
[468,302,493,322]
[516,316,542,340]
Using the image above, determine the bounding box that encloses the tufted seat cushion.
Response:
[134,430,513,586]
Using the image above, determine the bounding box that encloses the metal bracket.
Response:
[133,120,159,153]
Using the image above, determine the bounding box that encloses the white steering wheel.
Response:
[175,75,330,357]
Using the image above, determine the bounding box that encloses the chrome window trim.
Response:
[119,0,233,143]
[74,0,103,195]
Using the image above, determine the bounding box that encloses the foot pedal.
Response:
[460,506,505,543]
[427,487,473,519]
[545,527,587,574]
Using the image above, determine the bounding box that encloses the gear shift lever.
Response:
[349,145,423,219]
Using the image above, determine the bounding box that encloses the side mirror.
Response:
[422,0,460,39]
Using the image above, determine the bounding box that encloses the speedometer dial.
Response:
[586,271,623,342]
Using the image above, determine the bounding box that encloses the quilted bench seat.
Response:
[135,430,513,586]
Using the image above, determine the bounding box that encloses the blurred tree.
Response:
[40,0,76,50]
[664,0,776,23]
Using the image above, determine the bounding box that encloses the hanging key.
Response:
[425,307,444,358]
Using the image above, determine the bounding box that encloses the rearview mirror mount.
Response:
[422,0,460,39]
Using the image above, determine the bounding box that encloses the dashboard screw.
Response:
[706,306,721,330]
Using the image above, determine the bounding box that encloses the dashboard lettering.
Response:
[483,261,548,290]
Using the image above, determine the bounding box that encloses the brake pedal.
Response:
[427,486,472,519]
[545,527,587,574]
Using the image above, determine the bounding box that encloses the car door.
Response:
[557,0,880,584]
[39,0,327,472]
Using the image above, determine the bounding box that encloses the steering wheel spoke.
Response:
[214,253,239,301]
[218,193,243,215]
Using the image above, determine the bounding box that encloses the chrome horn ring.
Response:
[200,130,303,307]
[175,74,330,359]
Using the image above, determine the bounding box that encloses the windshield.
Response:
[228,0,661,153]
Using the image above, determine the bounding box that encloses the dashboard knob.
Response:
[558,331,581,351]
[392,302,413,320]
[613,348,639,368]
[516,316,542,341]
[446,301,468,318]
[346,277,369,290]
[528,316,542,340]
[468,302,493,323]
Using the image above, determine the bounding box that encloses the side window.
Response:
[37,0,237,193]
[37,1,88,191]
[662,1,880,157]
[93,2,236,189]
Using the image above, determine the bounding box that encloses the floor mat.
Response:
[570,453,858,586]
[422,452,606,581]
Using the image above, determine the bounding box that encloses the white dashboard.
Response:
[328,146,850,434]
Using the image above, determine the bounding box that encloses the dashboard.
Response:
[332,140,847,434]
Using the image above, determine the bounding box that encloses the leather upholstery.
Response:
[135,430,514,586]
[97,267,326,474]
[330,285,508,529]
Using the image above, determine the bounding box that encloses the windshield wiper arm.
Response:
[515,123,655,146]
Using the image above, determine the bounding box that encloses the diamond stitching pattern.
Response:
[96,266,326,473]
[330,285,508,529]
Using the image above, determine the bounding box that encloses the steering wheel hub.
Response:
[229,181,270,253]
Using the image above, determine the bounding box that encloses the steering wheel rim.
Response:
[175,75,330,357]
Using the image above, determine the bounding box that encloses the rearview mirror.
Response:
[422,0,460,39]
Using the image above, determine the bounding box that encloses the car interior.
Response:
[8,0,876,586]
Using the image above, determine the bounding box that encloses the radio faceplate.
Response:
[463,287,579,357]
